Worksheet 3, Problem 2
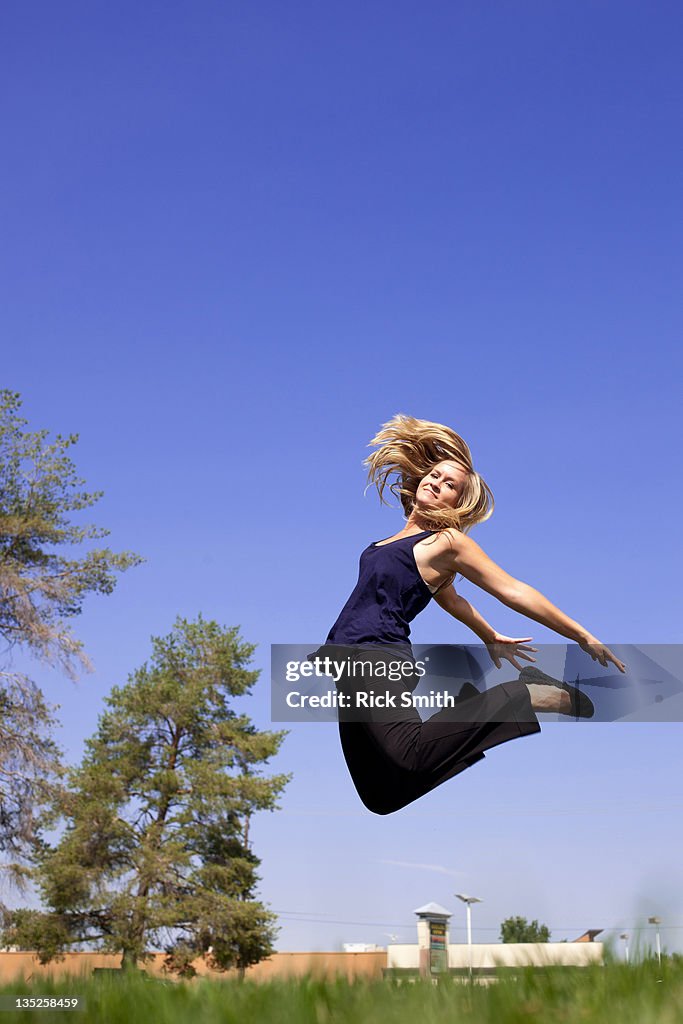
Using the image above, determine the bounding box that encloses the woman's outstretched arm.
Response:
[433,586,498,642]
[433,586,538,670]
[442,529,626,673]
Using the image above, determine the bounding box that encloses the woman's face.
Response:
[415,461,469,510]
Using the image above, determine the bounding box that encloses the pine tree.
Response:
[0,673,63,881]
[1,616,290,975]
[0,389,141,867]
[0,389,141,674]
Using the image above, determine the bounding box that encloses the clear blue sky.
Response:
[2,0,682,954]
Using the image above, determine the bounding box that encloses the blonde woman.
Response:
[312,414,626,815]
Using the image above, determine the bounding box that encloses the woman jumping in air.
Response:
[311,414,626,815]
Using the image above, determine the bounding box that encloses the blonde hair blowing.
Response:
[363,414,494,534]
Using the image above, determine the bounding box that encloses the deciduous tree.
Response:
[500,916,551,943]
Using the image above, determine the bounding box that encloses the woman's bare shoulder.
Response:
[430,527,468,549]
[420,528,470,564]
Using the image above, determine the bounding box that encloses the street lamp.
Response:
[620,933,629,964]
[648,917,662,967]
[455,893,483,980]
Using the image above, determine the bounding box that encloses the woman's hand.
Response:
[579,635,627,673]
[486,634,538,671]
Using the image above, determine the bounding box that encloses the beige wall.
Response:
[387,943,604,970]
[0,951,387,984]
[0,943,602,984]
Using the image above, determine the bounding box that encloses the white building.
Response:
[385,902,603,978]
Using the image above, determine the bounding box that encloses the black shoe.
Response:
[519,666,595,719]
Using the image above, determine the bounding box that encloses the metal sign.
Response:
[429,920,448,974]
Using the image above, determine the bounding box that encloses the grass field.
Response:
[2,959,683,1023]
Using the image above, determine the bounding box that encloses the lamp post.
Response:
[620,933,629,964]
[455,893,483,981]
[648,917,662,967]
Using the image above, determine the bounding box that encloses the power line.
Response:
[273,911,683,933]
[277,803,683,818]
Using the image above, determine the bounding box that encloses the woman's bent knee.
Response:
[360,795,402,816]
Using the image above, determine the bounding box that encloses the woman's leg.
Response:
[335,648,540,815]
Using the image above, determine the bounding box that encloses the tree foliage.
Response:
[500,916,551,943]
[1,616,291,974]
[0,672,64,879]
[0,389,141,674]
[0,390,141,863]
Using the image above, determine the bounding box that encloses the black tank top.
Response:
[325,530,438,656]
